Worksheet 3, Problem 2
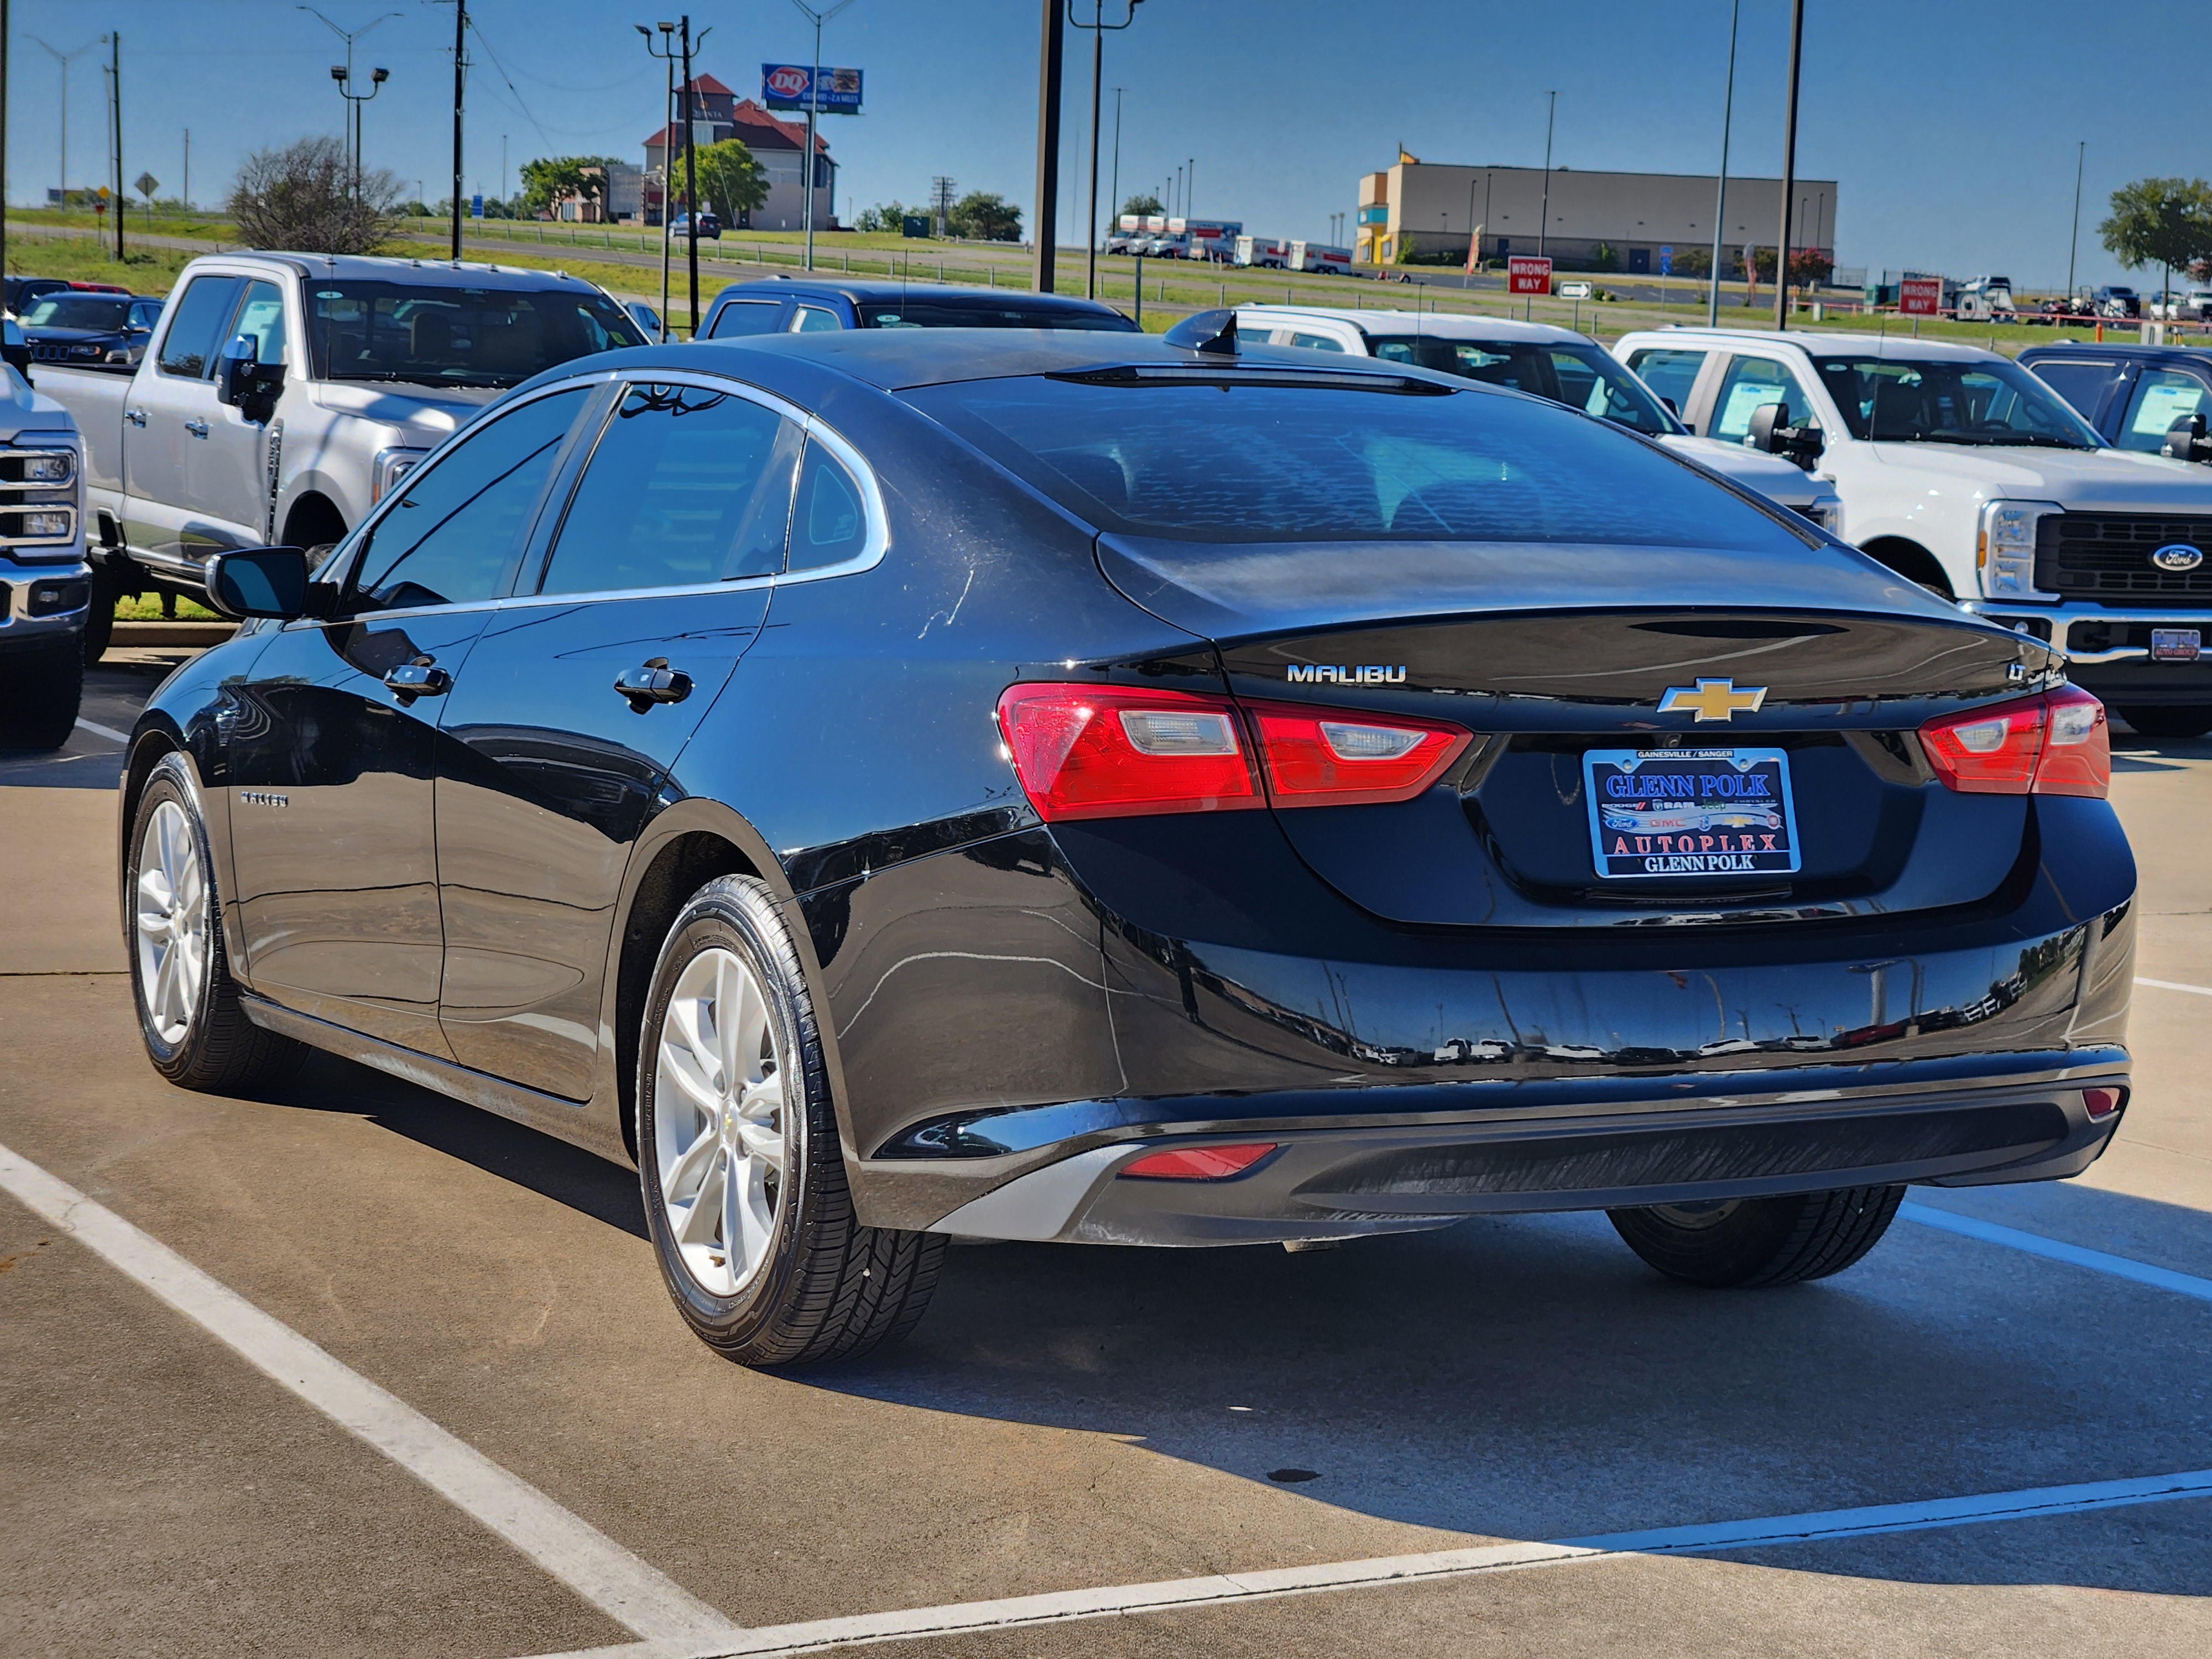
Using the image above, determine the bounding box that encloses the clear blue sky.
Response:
[1,0,2183,290]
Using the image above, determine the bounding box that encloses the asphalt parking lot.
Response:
[3,656,2210,1658]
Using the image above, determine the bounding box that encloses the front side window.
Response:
[346,388,589,613]
[1710,357,1817,442]
[708,300,785,338]
[229,280,287,365]
[1625,347,1707,413]
[2118,369,2212,452]
[1811,355,2101,448]
[538,383,802,594]
[157,275,245,378]
[304,281,644,389]
[2023,358,2120,423]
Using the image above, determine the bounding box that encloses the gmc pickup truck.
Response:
[42,252,647,658]
[1616,327,2212,738]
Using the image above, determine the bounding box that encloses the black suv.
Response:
[697,277,1138,339]
[2020,343,2212,457]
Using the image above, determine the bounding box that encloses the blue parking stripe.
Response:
[1899,1202,2212,1302]
[1557,1467,2212,1553]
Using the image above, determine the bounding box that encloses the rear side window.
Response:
[156,275,245,378]
[906,374,1807,550]
[1625,347,1707,412]
[708,300,785,338]
[791,306,843,332]
[786,442,870,571]
[538,383,802,593]
[2027,358,2122,423]
[855,300,1138,331]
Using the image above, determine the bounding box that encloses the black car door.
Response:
[431,377,801,1099]
[226,384,594,1056]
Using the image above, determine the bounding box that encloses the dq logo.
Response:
[765,65,811,98]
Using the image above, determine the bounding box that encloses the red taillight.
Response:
[1243,700,1472,808]
[996,684,1261,821]
[2083,1086,2125,1120]
[1917,686,2109,799]
[1119,1142,1277,1180]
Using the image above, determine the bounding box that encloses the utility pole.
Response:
[1031,0,1063,292]
[106,33,123,258]
[640,22,678,338]
[2,0,9,293]
[1537,90,1556,260]
[1185,154,1193,221]
[2066,140,2085,299]
[1708,0,1739,325]
[450,0,467,259]
[1773,0,1804,331]
[680,15,700,328]
[182,127,190,210]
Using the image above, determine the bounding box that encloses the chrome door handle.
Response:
[125,407,148,427]
[184,418,210,438]
[384,659,452,702]
[613,656,692,713]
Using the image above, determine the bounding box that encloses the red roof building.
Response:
[641,82,835,231]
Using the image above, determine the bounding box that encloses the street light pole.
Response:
[2066,140,2085,299]
[299,9,401,190]
[679,16,706,330]
[1708,0,1738,325]
[29,37,97,212]
[1066,3,1144,301]
[1773,0,1804,332]
[449,0,468,259]
[1031,0,1063,292]
[791,1,856,274]
[1537,90,1556,260]
[639,23,678,338]
[1107,85,1125,257]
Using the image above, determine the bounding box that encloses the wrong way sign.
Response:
[1507,255,1553,296]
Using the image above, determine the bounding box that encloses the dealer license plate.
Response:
[1583,748,1801,880]
[2151,628,2202,663]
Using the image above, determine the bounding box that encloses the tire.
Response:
[126,755,306,1092]
[82,573,118,665]
[2115,705,2212,740]
[0,641,85,751]
[1608,1185,1905,1287]
[637,875,944,1368]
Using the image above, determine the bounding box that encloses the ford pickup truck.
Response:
[41,252,647,658]
[1615,327,2212,738]
[0,333,92,750]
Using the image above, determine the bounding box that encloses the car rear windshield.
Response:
[855,299,1139,332]
[1361,334,1680,435]
[20,295,134,331]
[905,372,1809,547]
[304,280,646,388]
[1812,355,2102,447]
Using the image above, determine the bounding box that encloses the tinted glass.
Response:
[20,296,133,330]
[786,441,869,571]
[1625,347,1707,412]
[2029,359,2122,421]
[855,299,1139,331]
[539,383,801,594]
[791,306,843,332]
[348,389,588,612]
[2119,369,2212,452]
[304,281,644,388]
[708,300,785,337]
[1287,331,1348,352]
[1811,355,2101,447]
[156,275,244,377]
[1711,357,1817,442]
[1368,336,1677,435]
[231,279,286,364]
[908,375,1804,549]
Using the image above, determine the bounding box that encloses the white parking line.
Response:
[0,1140,747,1650]
[2137,975,2212,998]
[1900,1202,2212,1302]
[73,716,131,745]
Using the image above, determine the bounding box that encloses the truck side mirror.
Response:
[205,546,312,621]
[1747,400,1824,469]
[2162,412,2212,464]
[217,334,285,411]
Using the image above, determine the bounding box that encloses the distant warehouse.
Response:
[1357,157,1837,274]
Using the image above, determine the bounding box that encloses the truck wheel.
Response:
[2115,706,2212,740]
[82,576,118,665]
[637,875,945,1368]
[0,642,85,752]
[1608,1185,1905,1287]
[126,755,306,1092]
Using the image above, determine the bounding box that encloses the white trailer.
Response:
[1288,240,1354,276]
[1234,235,1290,269]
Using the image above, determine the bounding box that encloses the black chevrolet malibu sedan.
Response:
[121,328,2136,1367]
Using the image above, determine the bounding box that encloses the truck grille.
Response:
[2037,514,2212,602]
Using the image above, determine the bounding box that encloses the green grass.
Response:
[113,593,220,622]
[4,232,195,294]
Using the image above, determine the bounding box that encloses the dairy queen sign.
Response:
[761,63,864,112]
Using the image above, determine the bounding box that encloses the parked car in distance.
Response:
[4,276,71,317]
[0,357,91,748]
[18,292,163,372]
[38,252,647,658]
[1955,276,2016,323]
[1615,326,2212,737]
[624,299,665,342]
[698,276,1137,338]
[2093,286,2141,319]
[2021,343,2212,455]
[1234,306,1843,526]
[2146,288,2212,322]
[667,212,722,240]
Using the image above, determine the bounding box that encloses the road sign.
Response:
[135,173,160,200]
[761,64,863,113]
[1557,280,1593,299]
[1507,255,1553,296]
[471,194,484,220]
[1659,245,1672,276]
[1899,276,1943,316]
[96,185,111,200]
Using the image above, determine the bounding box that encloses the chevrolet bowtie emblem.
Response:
[1658,678,1768,722]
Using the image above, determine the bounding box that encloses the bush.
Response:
[228,135,399,253]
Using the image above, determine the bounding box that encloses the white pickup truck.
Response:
[1614,327,2212,737]
[42,251,647,658]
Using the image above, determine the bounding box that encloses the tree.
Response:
[855,201,916,233]
[693,139,769,226]
[228,135,399,254]
[2099,176,2212,302]
[1120,191,1162,218]
[518,155,620,219]
[947,190,1021,242]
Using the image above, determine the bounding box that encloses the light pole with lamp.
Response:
[1773,0,1805,331]
[1106,85,1125,253]
[638,23,679,337]
[298,9,401,190]
[1066,2,1144,300]
[790,0,857,273]
[29,36,97,210]
[1536,90,1556,260]
[1707,0,1738,324]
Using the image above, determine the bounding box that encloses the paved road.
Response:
[3,667,2209,1657]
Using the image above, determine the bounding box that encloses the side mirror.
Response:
[217,335,285,410]
[205,546,312,620]
[2163,412,2212,465]
[1747,400,1824,468]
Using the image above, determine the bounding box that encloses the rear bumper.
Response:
[922,1070,2129,1246]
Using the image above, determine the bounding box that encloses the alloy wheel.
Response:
[652,946,789,1297]
[135,800,207,1046]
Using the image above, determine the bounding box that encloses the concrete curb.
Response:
[112,622,236,645]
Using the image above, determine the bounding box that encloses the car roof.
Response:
[2017,342,2212,364]
[1233,305,1594,345]
[201,253,614,293]
[1614,327,2004,362]
[710,277,1129,320]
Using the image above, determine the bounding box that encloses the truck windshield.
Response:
[1811,355,2102,448]
[21,296,135,331]
[1361,335,1681,436]
[304,281,645,388]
